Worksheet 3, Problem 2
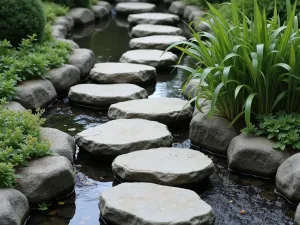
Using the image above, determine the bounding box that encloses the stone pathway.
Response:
[128,12,180,25]
[131,24,183,37]
[116,2,156,14]
[108,97,192,125]
[129,35,187,50]
[89,62,156,84]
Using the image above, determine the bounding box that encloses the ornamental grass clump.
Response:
[168,0,300,127]
[0,100,51,188]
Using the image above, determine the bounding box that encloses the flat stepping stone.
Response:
[89,63,156,84]
[130,35,186,50]
[99,183,215,225]
[132,24,182,37]
[128,13,180,26]
[120,49,178,68]
[75,119,172,157]
[68,84,148,108]
[116,2,155,14]
[108,98,192,125]
[112,147,214,185]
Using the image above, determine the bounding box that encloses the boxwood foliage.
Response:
[0,0,45,46]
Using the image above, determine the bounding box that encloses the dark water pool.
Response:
[26,8,295,225]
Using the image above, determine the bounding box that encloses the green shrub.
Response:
[0,0,45,46]
[169,0,300,127]
[43,2,69,24]
[45,0,73,7]
[0,101,51,188]
[242,112,300,151]
[72,0,91,8]
[0,35,73,100]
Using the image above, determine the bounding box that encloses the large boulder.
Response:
[68,48,95,79]
[16,80,57,109]
[129,35,187,51]
[183,5,201,20]
[75,119,173,157]
[99,183,215,225]
[188,10,206,23]
[168,1,186,17]
[276,153,300,202]
[68,84,148,108]
[112,148,214,185]
[52,24,67,38]
[54,16,74,33]
[89,62,156,84]
[91,5,110,20]
[227,135,289,178]
[69,8,95,25]
[41,127,76,163]
[131,24,182,37]
[190,113,238,155]
[0,189,29,225]
[4,101,26,112]
[18,156,74,204]
[116,2,156,14]
[128,13,180,26]
[108,98,192,125]
[44,64,81,94]
[295,204,300,225]
[97,1,112,12]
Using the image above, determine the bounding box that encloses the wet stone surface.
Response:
[25,8,295,225]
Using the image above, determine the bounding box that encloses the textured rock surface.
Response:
[89,63,156,84]
[4,101,26,112]
[112,148,214,185]
[91,5,110,19]
[99,183,215,225]
[188,10,206,23]
[69,8,95,25]
[54,16,74,33]
[41,127,76,163]
[128,13,180,26]
[276,153,300,202]
[97,1,112,11]
[295,204,300,225]
[228,135,289,178]
[108,98,192,125]
[116,2,155,14]
[68,84,148,107]
[16,80,57,109]
[184,5,201,19]
[131,24,182,37]
[183,78,199,99]
[18,156,74,204]
[129,35,186,51]
[190,113,238,155]
[0,189,29,225]
[120,49,178,68]
[45,64,81,94]
[75,119,173,157]
[68,48,95,78]
[168,1,186,17]
[52,24,67,38]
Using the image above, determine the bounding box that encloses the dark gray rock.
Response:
[183,78,199,99]
[228,135,290,177]
[16,80,57,109]
[52,24,67,38]
[276,153,300,202]
[97,1,112,12]
[54,16,74,33]
[190,113,237,155]
[18,156,74,204]
[188,10,206,23]
[45,64,81,94]
[68,48,95,78]
[0,189,29,225]
[41,127,76,163]
[4,101,26,112]
[168,1,186,17]
[91,5,110,20]
[183,5,201,20]
[69,8,95,25]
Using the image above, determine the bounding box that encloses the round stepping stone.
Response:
[120,49,178,68]
[75,119,173,157]
[116,2,156,14]
[108,98,192,125]
[99,183,215,225]
[68,84,148,108]
[129,35,186,51]
[89,63,156,84]
[131,24,182,37]
[112,148,214,185]
[128,13,180,26]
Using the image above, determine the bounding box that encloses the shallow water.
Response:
[26,8,295,225]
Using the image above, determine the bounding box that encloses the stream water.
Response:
[26,6,296,225]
